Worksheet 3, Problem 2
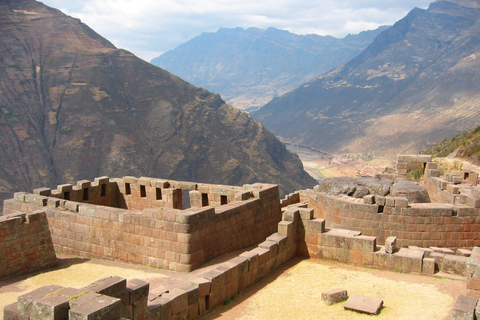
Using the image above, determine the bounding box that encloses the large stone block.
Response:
[191,277,211,298]
[17,285,64,315]
[442,255,467,276]
[69,295,122,320]
[84,276,126,299]
[321,288,348,305]
[344,293,383,315]
[452,295,477,320]
[162,288,188,315]
[127,279,149,304]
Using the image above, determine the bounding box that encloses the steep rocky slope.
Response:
[0,0,316,206]
[253,0,480,157]
[151,27,388,111]
[422,125,480,164]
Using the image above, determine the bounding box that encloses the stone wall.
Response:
[306,188,480,249]
[395,154,431,178]
[422,161,479,205]
[5,203,299,320]
[0,211,56,279]
[291,200,471,276]
[6,198,474,320]
[3,177,281,272]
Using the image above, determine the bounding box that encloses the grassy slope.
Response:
[422,126,480,164]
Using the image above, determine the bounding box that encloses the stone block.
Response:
[397,154,432,163]
[34,188,51,196]
[84,276,126,299]
[394,197,408,208]
[363,195,375,204]
[385,197,395,207]
[18,285,64,315]
[94,176,110,186]
[472,187,480,199]
[321,288,348,305]
[147,296,172,320]
[422,257,435,274]
[457,249,473,257]
[298,208,313,220]
[278,221,294,237]
[4,302,29,320]
[162,288,188,315]
[452,295,478,320]
[282,209,299,222]
[376,195,385,206]
[198,296,207,315]
[126,279,149,304]
[344,293,383,315]
[385,237,397,254]
[201,269,226,308]
[69,295,121,320]
[467,278,480,291]
[426,169,441,177]
[466,197,480,208]
[191,277,211,297]
[442,255,467,275]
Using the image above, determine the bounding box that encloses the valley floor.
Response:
[286,145,391,182]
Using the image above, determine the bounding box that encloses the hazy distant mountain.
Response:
[151,27,388,111]
[253,0,480,157]
[0,0,316,206]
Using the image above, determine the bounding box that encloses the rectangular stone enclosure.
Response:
[3,176,281,272]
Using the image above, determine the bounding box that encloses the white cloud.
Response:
[40,0,433,61]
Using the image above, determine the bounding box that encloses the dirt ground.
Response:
[0,255,465,320]
[201,257,465,320]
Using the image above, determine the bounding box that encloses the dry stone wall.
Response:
[5,202,299,320]
[306,163,480,249]
[3,177,281,272]
[0,211,56,279]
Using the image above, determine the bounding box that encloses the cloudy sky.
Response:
[41,0,434,61]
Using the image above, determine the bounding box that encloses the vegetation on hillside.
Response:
[421,126,480,164]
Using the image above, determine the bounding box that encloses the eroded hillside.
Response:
[0,0,316,206]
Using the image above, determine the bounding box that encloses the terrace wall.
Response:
[0,211,56,279]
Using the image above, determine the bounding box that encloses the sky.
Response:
[40,0,434,61]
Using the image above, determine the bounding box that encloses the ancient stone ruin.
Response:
[2,154,480,319]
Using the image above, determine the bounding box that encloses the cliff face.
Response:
[0,0,316,205]
[151,27,388,111]
[253,0,480,157]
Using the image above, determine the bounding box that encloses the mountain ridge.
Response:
[0,0,316,207]
[151,26,389,111]
[253,0,480,158]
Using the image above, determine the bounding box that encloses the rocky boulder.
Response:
[315,176,394,198]
[390,178,431,203]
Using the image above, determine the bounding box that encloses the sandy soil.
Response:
[201,258,465,320]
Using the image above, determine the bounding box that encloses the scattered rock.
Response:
[321,288,348,305]
[316,177,393,197]
[344,293,383,315]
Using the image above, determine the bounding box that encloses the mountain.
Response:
[151,27,388,112]
[0,0,317,207]
[422,125,480,164]
[253,0,480,158]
